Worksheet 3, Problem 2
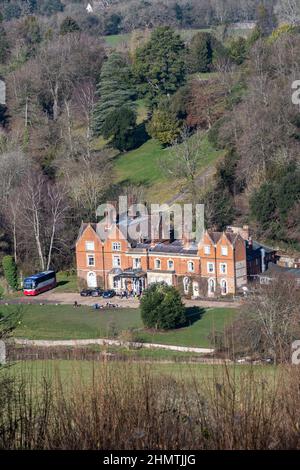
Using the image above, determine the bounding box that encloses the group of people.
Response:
[93,302,119,309]
[119,290,141,299]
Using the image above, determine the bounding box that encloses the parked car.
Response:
[91,288,103,297]
[80,289,93,297]
[102,289,116,299]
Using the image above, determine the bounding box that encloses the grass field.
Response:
[114,134,225,202]
[103,29,212,48]
[4,304,236,347]
[7,359,276,385]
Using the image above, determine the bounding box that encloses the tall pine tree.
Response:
[133,27,186,107]
[92,53,136,136]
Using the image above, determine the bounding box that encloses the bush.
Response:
[146,104,181,146]
[2,256,18,291]
[140,283,186,330]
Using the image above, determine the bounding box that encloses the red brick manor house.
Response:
[75,207,267,298]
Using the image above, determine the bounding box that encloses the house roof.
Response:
[76,222,97,243]
[150,240,198,255]
[262,263,300,278]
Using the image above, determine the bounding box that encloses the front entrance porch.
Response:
[110,269,147,295]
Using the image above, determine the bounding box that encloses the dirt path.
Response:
[14,338,214,355]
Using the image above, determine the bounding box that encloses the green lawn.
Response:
[4,304,236,347]
[103,29,212,48]
[114,134,224,203]
[55,272,78,293]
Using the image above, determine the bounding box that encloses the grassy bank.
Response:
[114,134,224,202]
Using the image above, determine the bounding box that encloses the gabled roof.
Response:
[206,230,240,246]
[76,222,98,244]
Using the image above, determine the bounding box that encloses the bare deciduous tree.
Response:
[161,128,205,203]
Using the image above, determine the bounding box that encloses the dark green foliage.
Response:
[203,186,235,231]
[169,85,189,120]
[133,27,186,106]
[250,166,300,241]
[92,52,136,136]
[104,13,122,35]
[187,32,226,73]
[146,98,181,146]
[250,182,277,232]
[102,106,137,151]
[141,283,186,330]
[38,0,64,16]
[216,150,244,196]
[2,256,18,291]
[228,37,247,65]
[60,17,80,35]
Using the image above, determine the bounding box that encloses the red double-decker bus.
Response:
[23,270,56,296]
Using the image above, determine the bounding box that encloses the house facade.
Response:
[76,216,248,297]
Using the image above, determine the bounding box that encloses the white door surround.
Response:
[87,271,97,288]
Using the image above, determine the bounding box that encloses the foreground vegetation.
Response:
[3,360,300,450]
[4,304,236,348]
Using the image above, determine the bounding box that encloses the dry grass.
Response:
[1,360,300,449]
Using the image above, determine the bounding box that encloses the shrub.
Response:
[140,283,186,330]
[2,256,18,291]
[146,105,181,146]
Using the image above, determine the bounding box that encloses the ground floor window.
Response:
[208,278,215,295]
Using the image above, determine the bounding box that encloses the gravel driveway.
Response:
[1,290,242,309]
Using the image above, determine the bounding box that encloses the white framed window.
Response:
[221,246,228,256]
[188,261,194,272]
[87,254,95,267]
[168,259,174,270]
[133,257,141,269]
[113,255,121,268]
[204,245,211,255]
[155,259,161,270]
[221,279,228,295]
[85,241,95,251]
[112,242,121,251]
[207,262,214,274]
[220,263,227,274]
